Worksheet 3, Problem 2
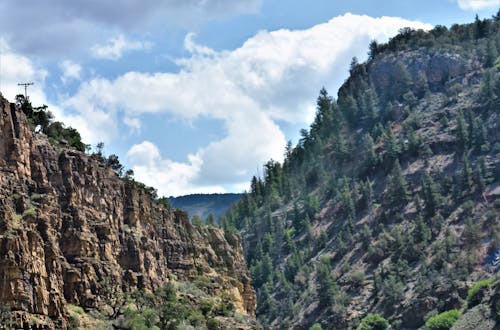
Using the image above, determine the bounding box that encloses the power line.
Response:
[18,82,34,99]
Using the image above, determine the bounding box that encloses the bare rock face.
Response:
[0,96,256,328]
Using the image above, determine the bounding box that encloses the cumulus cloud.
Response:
[0,41,99,146]
[91,35,152,60]
[60,60,82,84]
[456,0,500,10]
[0,40,48,102]
[0,0,261,57]
[62,13,431,196]
[127,141,225,196]
[123,116,142,134]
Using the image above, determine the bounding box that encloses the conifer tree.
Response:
[486,39,498,67]
[455,110,468,151]
[462,217,481,250]
[414,214,431,243]
[387,160,410,207]
[461,155,473,195]
[384,127,401,165]
[421,172,442,218]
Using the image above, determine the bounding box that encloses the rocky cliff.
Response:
[0,95,256,329]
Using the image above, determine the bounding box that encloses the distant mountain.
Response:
[169,193,243,221]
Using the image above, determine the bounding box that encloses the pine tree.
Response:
[359,224,373,249]
[475,162,486,193]
[384,127,401,165]
[461,155,473,195]
[486,39,498,67]
[340,179,355,219]
[462,217,481,250]
[317,261,342,311]
[472,117,489,152]
[360,179,374,210]
[393,62,412,99]
[387,160,410,207]
[292,201,302,232]
[362,86,379,128]
[368,39,379,60]
[455,110,468,151]
[414,70,429,98]
[414,214,431,243]
[339,94,359,126]
[421,172,442,219]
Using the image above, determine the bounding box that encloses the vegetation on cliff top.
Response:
[16,94,87,152]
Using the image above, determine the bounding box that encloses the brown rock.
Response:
[0,95,256,328]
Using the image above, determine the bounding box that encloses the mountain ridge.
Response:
[169,193,243,222]
[222,14,500,329]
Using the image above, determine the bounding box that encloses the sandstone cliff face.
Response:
[0,96,256,329]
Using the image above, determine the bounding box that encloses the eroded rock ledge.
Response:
[0,96,256,329]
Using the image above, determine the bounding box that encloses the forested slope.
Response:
[221,13,500,329]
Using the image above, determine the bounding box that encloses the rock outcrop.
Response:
[0,95,256,329]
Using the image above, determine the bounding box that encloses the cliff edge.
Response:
[0,95,257,329]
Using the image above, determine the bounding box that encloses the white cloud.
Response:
[0,0,261,57]
[457,0,500,10]
[91,35,152,60]
[60,60,82,84]
[123,116,142,134]
[0,41,99,145]
[63,13,432,196]
[127,141,225,196]
[184,33,216,56]
[0,39,48,103]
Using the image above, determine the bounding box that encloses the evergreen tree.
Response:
[386,160,410,207]
[393,62,412,99]
[414,214,431,243]
[486,39,498,67]
[339,94,360,126]
[461,155,473,195]
[340,179,356,219]
[312,87,334,138]
[384,127,401,165]
[472,117,489,152]
[360,179,374,210]
[462,217,481,250]
[421,172,442,219]
[368,40,380,59]
[317,262,340,308]
[455,110,468,151]
[362,86,380,127]
[414,70,429,98]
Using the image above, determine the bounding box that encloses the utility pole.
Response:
[18,82,34,99]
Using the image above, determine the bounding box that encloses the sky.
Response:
[0,0,498,197]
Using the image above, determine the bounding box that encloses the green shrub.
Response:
[424,309,461,330]
[30,193,43,201]
[348,270,366,288]
[22,208,37,218]
[309,323,323,330]
[207,318,222,330]
[356,314,389,330]
[466,277,495,306]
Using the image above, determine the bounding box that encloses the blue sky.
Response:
[0,0,498,196]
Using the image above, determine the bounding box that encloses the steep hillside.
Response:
[222,14,500,329]
[169,193,243,222]
[0,95,258,329]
